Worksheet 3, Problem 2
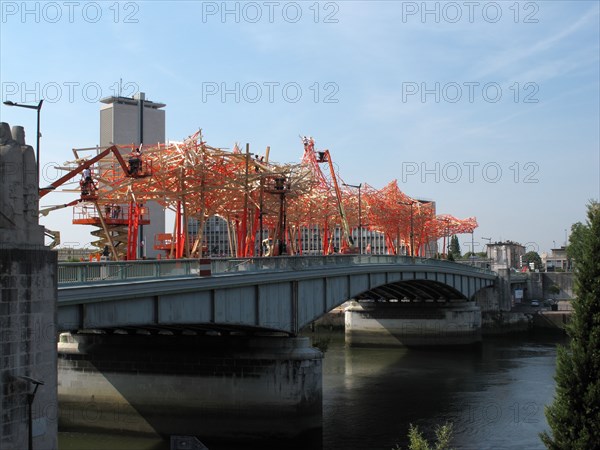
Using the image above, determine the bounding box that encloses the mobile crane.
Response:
[39,145,151,260]
[305,137,357,254]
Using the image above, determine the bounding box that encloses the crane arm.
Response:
[323,150,354,249]
[44,229,61,249]
[39,199,80,216]
[39,145,129,198]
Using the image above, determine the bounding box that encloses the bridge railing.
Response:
[57,255,494,285]
[212,255,497,275]
[58,259,199,284]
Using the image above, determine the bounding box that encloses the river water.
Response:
[59,332,563,450]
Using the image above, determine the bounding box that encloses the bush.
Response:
[393,422,453,450]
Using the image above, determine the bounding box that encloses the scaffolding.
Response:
[44,131,478,259]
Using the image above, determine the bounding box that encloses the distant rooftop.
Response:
[487,240,524,247]
[100,92,165,109]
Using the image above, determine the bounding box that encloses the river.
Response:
[59,332,563,450]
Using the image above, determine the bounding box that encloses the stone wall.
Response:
[1,122,58,450]
[528,272,575,300]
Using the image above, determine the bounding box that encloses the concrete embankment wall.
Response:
[482,309,571,334]
[482,311,533,334]
[533,311,571,331]
[312,303,571,336]
[528,272,575,300]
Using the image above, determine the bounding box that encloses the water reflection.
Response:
[59,332,563,450]
[321,332,562,450]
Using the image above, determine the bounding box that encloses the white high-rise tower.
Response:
[99,92,166,258]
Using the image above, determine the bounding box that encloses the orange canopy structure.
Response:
[47,131,478,259]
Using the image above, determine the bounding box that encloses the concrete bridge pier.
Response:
[345,301,482,347]
[58,333,323,446]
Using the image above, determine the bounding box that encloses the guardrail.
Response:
[212,254,496,275]
[58,259,199,284]
[58,255,496,285]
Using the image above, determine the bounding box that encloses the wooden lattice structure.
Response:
[44,131,478,259]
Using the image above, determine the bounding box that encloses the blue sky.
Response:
[1,1,598,255]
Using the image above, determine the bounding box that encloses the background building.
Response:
[543,247,572,272]
[487,241,526,272]
[188,215,233,257]
[99,93,166,258]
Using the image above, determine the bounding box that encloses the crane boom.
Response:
[39,145,129,198]
[321,150,355,251]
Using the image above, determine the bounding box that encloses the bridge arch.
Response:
[296,270,494,331]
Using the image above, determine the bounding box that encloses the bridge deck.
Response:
[57,256,497,334]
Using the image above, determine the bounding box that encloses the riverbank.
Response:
[309,302,572,336]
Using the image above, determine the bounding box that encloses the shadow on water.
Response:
[59,331,564,450]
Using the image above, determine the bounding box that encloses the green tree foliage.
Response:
[393,423,454,450]
[541,200,600,450]
[567,221,590,265]
[522,251,543,271]
[548,284,561,296]
[449,235,461,260]
[462,251,474,260]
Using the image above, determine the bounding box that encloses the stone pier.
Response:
[345,300,482,347]
[0,122,58,450]
[58,333,323,446]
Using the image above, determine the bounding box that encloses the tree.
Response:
[522,251,543,271]
[567,221,590,267]
[541,201,600,449]
[462,251,475,260]
[548,284,561,296]
[448,235,461,260]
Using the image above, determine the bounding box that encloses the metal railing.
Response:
[58,259,199,284]
[58,255,496,285]
[212,255,496,274]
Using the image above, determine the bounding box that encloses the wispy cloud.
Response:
[473,5,599,79]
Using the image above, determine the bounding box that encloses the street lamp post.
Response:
[3,100,44,187]
[343,183,362,254]
[19,376,44,450]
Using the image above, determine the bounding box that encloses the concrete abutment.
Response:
[57,333,323,445]
[345,301,482,347]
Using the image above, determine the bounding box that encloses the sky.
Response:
[1,0,599,256]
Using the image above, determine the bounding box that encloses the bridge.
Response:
[55,256,498,443]
[57,255,496,334]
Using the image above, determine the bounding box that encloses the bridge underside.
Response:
[353,279,466,302]
[62,324,288,338]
